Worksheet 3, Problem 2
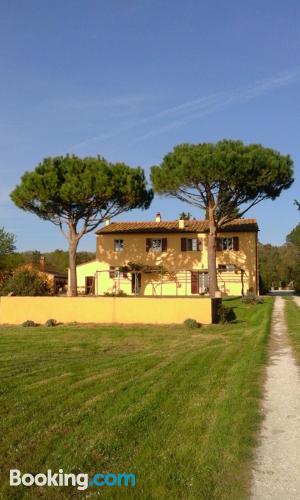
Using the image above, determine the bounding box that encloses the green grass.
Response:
[0,298,273,499]
[285,298,300,359]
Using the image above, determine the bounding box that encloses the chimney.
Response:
[40,256,45,270]
[179,218,185,229]
[155,212,161,223]
[105,217,111,226]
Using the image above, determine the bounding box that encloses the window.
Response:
[223,238,233,250]
[109,266,128,278]
[114,239,124,252]
[226,264,236,272]
[181,238,202,251]
[217,237,239,251]
[146,238,167,252]
[151,239,162,252]
[218,264,236,272]
[187,238,196,251]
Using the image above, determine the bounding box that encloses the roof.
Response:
[96,218,259,234]
[73,259,97,268]
[20,262,67,278]
[41,268,67,278]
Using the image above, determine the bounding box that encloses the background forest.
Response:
[259,224,300,292]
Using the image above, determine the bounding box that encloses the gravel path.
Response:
[251,296,300,500]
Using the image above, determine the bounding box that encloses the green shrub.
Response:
[258,275,269,295]
[2,269,50,296]
[183,318,200,329]
[104,290,127,297]
[22,320,37,327]
[45,318,57,327]
[218,304,236,324]
[292,264,300,292]
[241,293,264,305]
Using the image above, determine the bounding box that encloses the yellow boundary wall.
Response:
[0,296,213,325]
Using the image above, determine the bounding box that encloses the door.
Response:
[131,273,142,295]
[191,272,199,294]
[199,272,209,294]
[191,272,209,294]
[85,276,94,295]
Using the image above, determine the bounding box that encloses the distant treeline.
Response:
[259,223,300,292]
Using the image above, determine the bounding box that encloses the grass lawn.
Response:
[0,298,273,499]
[285,298,300,358]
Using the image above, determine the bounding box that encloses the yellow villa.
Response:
[74,213,259,297]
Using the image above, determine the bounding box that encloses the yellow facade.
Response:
[71,260,100,295]
[75,221,258,297]
[0,296,213,325]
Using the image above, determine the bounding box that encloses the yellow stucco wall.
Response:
[0,296,213,325]
[93,231,257,296]
[73,260,102,294]
[74,230,257,297]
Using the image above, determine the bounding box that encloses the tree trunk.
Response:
[68,232,78,297]
[207,207,218,298]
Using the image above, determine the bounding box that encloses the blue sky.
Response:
[0,0,299,251]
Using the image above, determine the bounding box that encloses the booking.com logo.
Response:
[10,469,136,491]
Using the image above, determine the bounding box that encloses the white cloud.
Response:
[132,69,300,143]
[71,68,300,149]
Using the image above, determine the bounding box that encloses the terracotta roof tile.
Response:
[96,218,258,234]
